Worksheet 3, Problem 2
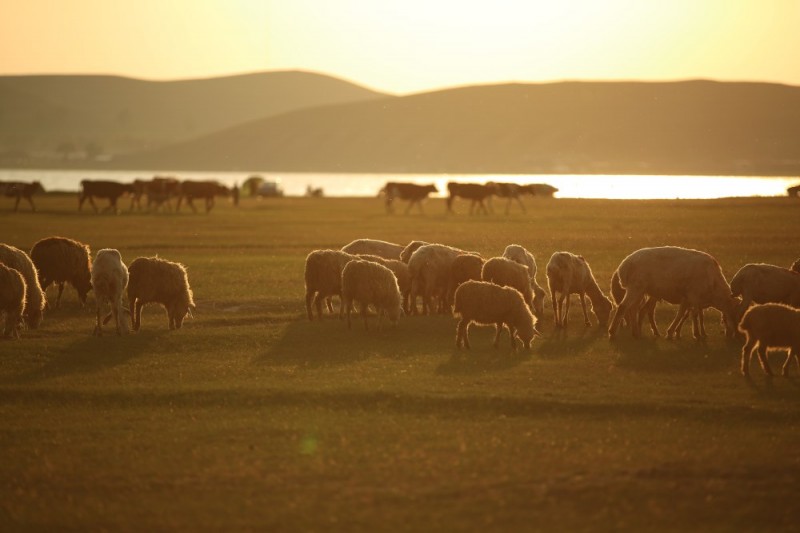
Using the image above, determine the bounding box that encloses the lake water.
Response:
[1,169,798,200]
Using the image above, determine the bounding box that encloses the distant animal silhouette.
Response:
[0,181,44,212]
[79,180,135,213]
[381,182,437,214]
[446,182,495,215]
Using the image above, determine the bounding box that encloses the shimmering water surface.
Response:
[1,169,797,199]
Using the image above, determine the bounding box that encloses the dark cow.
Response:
[488,182,533,214]
[130,177,181,212]
[0,181,45,212]
[381,182,438,214]
[787,184,800,197]
[79,180,135,213]
[177,180,230,213]
[446,182,495,215]
[528,183,559,198]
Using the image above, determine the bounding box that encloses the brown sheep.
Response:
[341,260,403,330]
[0,263,26,338]
[482,257,533,311]
[449,253,485,303]
[128,256,195,331]
[546,252,612,328]
[738,303,800,377]
[304,249,356,320]
[0,244,45,329]
[453,280,540,351]
[30,236,92,309]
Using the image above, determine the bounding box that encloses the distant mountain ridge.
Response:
[116,79,800,176]
[0,71,389,159]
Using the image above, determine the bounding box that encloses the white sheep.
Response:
[30,236,92,309]
[546,252,613,328]
[502,244,546,319]
[0,263,26,338]
[355,254,411,313]
[608,246,739,339]
[91,249,129,336]
[481,256,533,310]
[453,280,540,351]
[407,243,464,314]
[341,239,405,260]
[730,263,800,312]
[127,256,195,331]
[0,244,46,329]
[304,249,356,320]
[738,303,800,377]
[341,259,403,330]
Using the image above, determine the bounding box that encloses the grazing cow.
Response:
[381,182,438,214]
[177,180,230,213]
[0,181,45,212]
[446,182,495,215]
[79,180,135,213]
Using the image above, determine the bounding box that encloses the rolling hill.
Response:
[117,79,800,175]
[0,71,389,159]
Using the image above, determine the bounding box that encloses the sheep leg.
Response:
[377,309,385,332]
[361,301,369,331]
[609,289,642,339]
[740,338,756,376]
[133,300,143,331]
[561,289,572,328]
[313,294,324,320]
[697,309,706,338]
[305,290,316,320]
[456,319,468,349]
[54,282,65,309]
[579,293,591,326]
[505,197,512,215]
[756,345,773,376]
[781,347,799,377]
[93,304,103,336]
[507,324,518,352]
[549,281,560,327]
[187,198,198,213]
[666,304,689,339]
[492,322,504,348]
[639,297,660,337]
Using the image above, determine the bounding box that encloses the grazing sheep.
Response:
[546,252,613,328]
[407,243,465,314]
[341,260,403,330]
[0,244,45,329]
[400,240,429,264]
[128,256,195,331]
[449,253,485,302]
[502,244,546,320]
[738,303,800,377]
[0,263,26,338]
[91,249,129,336]
[304,249,356,320]
[453,280,540,351]
[730,263,800,313]
[608,246,739,340]
[355,254,411,313]
[611,269,704,339]
[482,257,533,312]
[30,236,92,309]
[341,239,404,260]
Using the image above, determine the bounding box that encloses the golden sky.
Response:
[1,0,798,93]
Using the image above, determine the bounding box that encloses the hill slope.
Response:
[0,71,388,158]
[118,80,800,175]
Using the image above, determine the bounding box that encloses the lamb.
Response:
[341,239,404,260]
[30,236,92,309]
[730,263,800,312]
[91,249,129,336]
[502,244,546,320]
[608,246,739,340]
[127,256,195,331]
[453,280,540,351]
[0,244,45,329]
[738,303,800,377]
[407,243,465,314]
[481,257,533,312]
[341,259,403,330]
[0,263,26,338]
[304,249,357,320]
[546,252,613,328]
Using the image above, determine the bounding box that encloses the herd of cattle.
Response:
[0,178,234,213]
[381,181,559,214]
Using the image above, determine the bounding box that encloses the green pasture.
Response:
[1,193,799,531]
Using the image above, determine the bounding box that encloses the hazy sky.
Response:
[1,0,799,94]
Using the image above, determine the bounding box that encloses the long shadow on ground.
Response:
[610,333,742,374]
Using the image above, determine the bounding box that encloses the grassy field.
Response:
[1,193,800,532]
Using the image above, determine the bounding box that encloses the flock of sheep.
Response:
[305,239,800,377]
[0,237,194,338]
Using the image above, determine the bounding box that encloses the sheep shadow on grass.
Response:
[611,334,741,374]
[535,325,606,360]
[2,330,167,384]
[258,314,454,368]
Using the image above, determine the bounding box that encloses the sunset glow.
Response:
[1,1,799,92]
